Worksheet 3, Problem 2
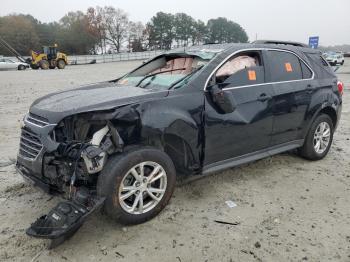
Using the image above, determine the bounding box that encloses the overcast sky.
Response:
[1,0,349,46]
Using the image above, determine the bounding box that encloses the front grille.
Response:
[19,127,43,160]
[26,113,50,127]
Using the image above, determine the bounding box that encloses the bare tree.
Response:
[102,7,129,53]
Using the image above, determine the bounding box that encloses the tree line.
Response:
[0,7,249,56]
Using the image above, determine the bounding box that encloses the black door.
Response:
[204,50,274,166]
[265,50,314,146]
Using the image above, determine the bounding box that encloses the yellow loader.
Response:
[30,44,68,70]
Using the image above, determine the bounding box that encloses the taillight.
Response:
[337,81,344,96]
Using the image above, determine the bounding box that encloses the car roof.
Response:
[170,42,320,58]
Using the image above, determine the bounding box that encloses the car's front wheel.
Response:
[18,65,26,70]
[97,147,176,225]
[298,114,334,160]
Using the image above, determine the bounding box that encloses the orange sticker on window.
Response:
[285,63,293,72]
[248,70,257,81]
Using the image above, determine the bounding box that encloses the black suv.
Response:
[16,41,343,244]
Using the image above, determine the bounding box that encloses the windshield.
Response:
[116,53,215,90]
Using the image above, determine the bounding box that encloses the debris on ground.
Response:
[214,220,240,226]
[225,200,237,208]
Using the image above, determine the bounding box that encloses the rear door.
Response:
[265,50,314,145]
[204,50,275,165]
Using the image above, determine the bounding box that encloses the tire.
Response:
[97,147,176,225]
[18,65,26,71]
[40,60,49,70]
[30,64,39,70]
[298,114,334,161]
[341,60,344,65]
[57,59,66,69]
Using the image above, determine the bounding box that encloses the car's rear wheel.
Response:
[298,114,334,160]
[97,147,176,225]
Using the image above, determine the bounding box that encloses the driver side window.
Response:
[214,51,265,88]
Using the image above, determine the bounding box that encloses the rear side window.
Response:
[301,62,313,79]
[267,51,303,82]
[305,52,335,77]
[308,53,329,66]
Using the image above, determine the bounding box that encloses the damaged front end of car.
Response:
[16,109,130,247]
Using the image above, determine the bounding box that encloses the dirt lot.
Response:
[0,59,349,262]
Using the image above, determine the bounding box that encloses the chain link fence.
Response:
[68,50,165,65]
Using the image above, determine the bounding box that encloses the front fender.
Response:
[108,90,205,175]
[139,98,204,173]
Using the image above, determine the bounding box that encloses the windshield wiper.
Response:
[168,65,204,90]
[136,68,186,87]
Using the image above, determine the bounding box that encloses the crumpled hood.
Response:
[30,82,168,123]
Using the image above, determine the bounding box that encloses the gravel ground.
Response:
[0,59,349,262]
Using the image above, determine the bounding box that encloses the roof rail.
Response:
[252,40,308,48]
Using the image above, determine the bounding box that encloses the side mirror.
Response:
[209,85,236,114]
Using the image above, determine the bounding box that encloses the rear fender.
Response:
[301,102,339,139]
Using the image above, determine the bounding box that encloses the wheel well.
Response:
[319,107,337,127]
[163,134,198,175]
[122,135,198,176]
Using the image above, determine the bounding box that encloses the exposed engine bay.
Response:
[17,113,127,247]
[48,116,123,194]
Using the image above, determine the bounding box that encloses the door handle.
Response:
[306,84,314,93]
[257,93,272,102]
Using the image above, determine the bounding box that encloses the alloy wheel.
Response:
[118,161,167,215]
[313,122,331,154]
